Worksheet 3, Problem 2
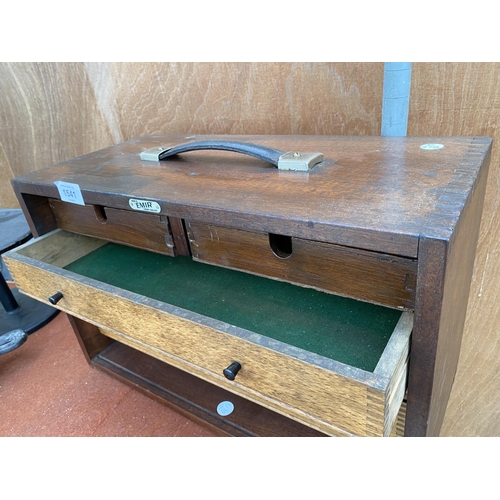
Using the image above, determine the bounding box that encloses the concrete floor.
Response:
[0,311,217,437]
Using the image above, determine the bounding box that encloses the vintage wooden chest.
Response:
[4,134,492,436]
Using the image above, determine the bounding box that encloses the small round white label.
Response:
[217,401,235,416]
[420,144,444,150]
[128,198,161,213]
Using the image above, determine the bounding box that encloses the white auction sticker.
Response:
[54,181,85,206]
[420,144,444,150]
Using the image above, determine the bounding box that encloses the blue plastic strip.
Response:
[381,62,412,136]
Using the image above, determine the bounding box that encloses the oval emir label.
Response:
[129,198,161,213]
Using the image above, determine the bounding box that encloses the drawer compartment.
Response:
[49,199,177,256]
[186,223,417,309]
[4,230,413,437]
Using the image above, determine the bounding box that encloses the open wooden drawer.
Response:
[4,229,413,437]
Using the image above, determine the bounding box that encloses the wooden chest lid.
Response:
[12,134,492,258]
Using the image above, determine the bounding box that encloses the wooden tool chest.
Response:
[4,134,492,437]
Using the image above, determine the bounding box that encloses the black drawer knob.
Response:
[223,361,241,381]
[49,292,63,305]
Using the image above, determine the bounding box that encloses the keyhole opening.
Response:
[269,233,293,259]
[94,205,107,224]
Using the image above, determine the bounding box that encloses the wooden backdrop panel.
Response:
[0,63,115,206]
[409,62,500,436]
[0,62,383,208]
[93,62,383,139]
[1,62,499,436]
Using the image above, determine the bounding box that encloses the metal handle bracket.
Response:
[277,152,324,171]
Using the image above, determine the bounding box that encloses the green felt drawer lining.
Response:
[64,243,401,372]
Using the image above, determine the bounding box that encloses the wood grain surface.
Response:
[91,339,326,437]
[187,222,417,309]
[67,314,113,364]
[5,230,410,437]
[49,199,176,255]
[0,62,383,207]
[1,62,499,436]
[11,134,490,259]
[409,63,500,436]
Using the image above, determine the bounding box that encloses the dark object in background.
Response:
[0,209,58,354]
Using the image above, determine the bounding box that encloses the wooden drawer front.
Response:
[49,199,176,256]
[4,230,412,437]
[187,223,417,310]
[100,323,410,437]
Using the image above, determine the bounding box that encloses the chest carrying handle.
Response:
[139,140,324,171]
